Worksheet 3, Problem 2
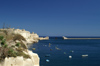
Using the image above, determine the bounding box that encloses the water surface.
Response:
[29,37,100,66]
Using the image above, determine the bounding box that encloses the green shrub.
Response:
[11,45,15,47]
[1,39,6,45]
[3,44,8,48]
[0,33,30,61]
[0,36,4,40]
[8,48,17,57]
[3,30,8,35]
[8,48,14,54]
[0,32,7,39]
[16,43,21,47]
[16,47,30,58]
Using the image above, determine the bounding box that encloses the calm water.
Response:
[29,37,100,66]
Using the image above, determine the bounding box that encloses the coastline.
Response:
[0,28,40,66]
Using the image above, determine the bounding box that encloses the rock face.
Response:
[0,50,40,66]
[0,28,39,43]
[0,28,40,66]
[13,29,39,43]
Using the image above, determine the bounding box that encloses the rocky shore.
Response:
[0,28,40,66]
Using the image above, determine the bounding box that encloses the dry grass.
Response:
[13,34,26,41]
[0,29,29,62]
[0,32,6,38]
[20,41,27,49]
[0,30,26,41]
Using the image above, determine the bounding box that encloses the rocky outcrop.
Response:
[13,29,39,43]
[0,28,39,43]
[0,50,39,66]
[0,28,40,66]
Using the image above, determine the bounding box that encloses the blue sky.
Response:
[0,0,100,36]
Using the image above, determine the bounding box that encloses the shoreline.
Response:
[0,28,40,66]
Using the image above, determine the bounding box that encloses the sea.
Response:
[29,36,100,66]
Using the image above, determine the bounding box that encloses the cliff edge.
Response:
[0,28,40,66]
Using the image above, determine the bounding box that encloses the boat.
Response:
[82,54,88,57]
[46,59,50,62]
[49,43,51,47]
[55,47,61,50]
[69,56,72,58]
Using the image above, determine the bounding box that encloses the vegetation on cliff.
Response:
[0,29,26,41]
[0,28,40,66]
[0,29,30,62]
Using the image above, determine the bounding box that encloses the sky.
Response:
[0,0,100,36]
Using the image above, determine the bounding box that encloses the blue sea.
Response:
[29,37,100,66]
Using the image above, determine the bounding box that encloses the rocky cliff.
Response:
[13,29,39,43]
[0,50,39,66]
[0,28,40,66]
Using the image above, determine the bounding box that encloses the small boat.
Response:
[55,47,61,50]
[69,56,72,58]
[82,54,88,57]
[49,43,51,47]
[46,59,50,62]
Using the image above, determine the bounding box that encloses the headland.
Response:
[0,28,40,66]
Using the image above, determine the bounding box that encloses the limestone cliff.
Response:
[0,28,40,66]
[0,50,39,66]
[13,29,39,43]
[0,28,39,43]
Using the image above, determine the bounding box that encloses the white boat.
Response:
[82,54,88,57]
[46,59,50,62]
[69,56,72,58]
